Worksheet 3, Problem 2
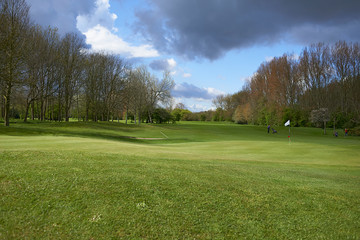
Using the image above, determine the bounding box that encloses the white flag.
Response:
[284,120,290,126]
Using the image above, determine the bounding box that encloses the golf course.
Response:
[1,121,359,239]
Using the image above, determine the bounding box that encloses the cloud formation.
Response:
[149,58,177,71]
[76,0,159,58]
[28,0,159,58]
[27,0,94,35]
[135,0,360,60]
[82,25,159,57]
[172,97,214,112]
[172,82,224,100]
[76,0,117,33]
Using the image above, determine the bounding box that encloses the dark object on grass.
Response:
[272,128,277,134]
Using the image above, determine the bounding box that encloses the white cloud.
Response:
[83,25,159,57]
[172,97,214,112]
[76,0,158,58]
[189,103,216,112]
[167,58,177,68]
[183,73,192,78]
[206,87,225,96]
[76,0,116,33]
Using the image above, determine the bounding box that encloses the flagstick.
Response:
[285,120,291,145]
[288,125,291,145]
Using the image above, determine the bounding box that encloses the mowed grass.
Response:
[0,121,359,239]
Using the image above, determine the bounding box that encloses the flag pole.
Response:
[285,120,291,145]
[288,124,291,145]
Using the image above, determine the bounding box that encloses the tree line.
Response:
[0,0,174,126]
[210,41,359,130]
[2,0,359,130]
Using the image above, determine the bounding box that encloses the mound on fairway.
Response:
[1,121,359,239]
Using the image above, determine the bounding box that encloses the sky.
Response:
[27,0,360,112]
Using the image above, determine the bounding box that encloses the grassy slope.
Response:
[0,121,359,239]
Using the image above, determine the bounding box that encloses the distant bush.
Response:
[152,108,173,124]
[171,108,192,121]
[349,127,360,136]
[183,112,200,121]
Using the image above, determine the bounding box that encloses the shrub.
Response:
[152,108,173,124]
[349,126,360,136]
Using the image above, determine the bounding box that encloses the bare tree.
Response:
[310,108,330,134]
[146,70,174,123]
[23,25,59,122]
[58,33,85,122]
[300,43,332,110]
[175,102,186,110]
[349,42,360,123]
[130,66,148,124]
[0,0,30,126]
[100,55,127,121]
[331,41,351,114]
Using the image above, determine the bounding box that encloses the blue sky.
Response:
[27,0,360,111]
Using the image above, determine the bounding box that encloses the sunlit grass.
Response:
[1,121,359,239]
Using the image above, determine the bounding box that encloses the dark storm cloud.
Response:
[172,83,219,100]
[135,0,360,60]
[149,59,169,71]
[27,0,95,34]
[149,59,175,71]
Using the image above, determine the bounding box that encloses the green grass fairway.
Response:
[1,121,360,239]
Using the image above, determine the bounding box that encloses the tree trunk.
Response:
[44,98,48,121]
[24,100,31,122]
[40,98,44,121]
[148,111,153,123]
[4,85,11,126]
[77,94,80,121]
[31,101,35,120]
[48,99,51,120]
[65,106,70,122]
[58,93,62,122]
[52,99,55,121]
[125,108,128,124]
[37,101,40,120]
[1,97,4,120]
[85,105,89,122]
[64,77,70,122]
